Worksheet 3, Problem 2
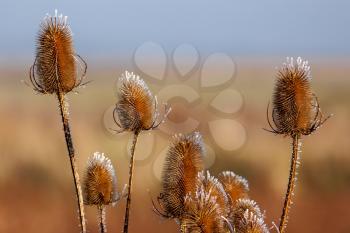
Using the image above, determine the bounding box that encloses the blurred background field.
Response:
[0,57,349,233]
[1,0,350,232]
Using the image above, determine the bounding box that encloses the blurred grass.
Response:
[0,57,349,232]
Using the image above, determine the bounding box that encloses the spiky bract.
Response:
[83,152,118,206]
[160,132,204,218]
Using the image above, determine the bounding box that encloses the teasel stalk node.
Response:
[113,71,170,233]
[265,57,331,233]
[83,152,119,233]
[29,9,87,233]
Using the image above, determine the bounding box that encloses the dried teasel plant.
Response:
[265,57,331,232]
[29,10,87,232]
[156,132,204,220]
[83,152,119,233]
[113,71,170,233]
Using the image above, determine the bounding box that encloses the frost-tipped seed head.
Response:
[271,57,315,136]
[83,152,118,206]
[31,10,86,94]
[181,185,226,233]
[235,210,269,233]
[196,171,230,217]
[218,171,249,205]
[115,71,156,132]
[231,198,264,227]
[159,132,205,218]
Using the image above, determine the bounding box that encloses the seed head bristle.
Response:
[115,71,157,132]
[31,10,86,94]
[271,57,315,136]
[159,132,204,218]
[218,171,249,205]
[181,185,226,233]
[197,171,230,216]
[83,152,118,206]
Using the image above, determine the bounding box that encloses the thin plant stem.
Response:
[57,91,86,233]
[279,133,301,233]
[98,205,106,233]
[123,131,140,233]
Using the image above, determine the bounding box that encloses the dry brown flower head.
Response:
[181,185,226,233]
[114,71,170,133]
[30,10,86,94]
[196,171,230,217]
[83,152,118,206]
[157,132,204,219]
[218,171,249,205]
[266,57,330,136]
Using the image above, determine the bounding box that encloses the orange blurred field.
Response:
[0,57,349,233]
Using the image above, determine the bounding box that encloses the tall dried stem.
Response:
[279,134,301,233]
[57,91,86,233]
[98,205,106,233]
[123,131,140,233]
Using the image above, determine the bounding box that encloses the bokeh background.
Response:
[0,1,349,233]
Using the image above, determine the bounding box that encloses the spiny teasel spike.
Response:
[29,10,88,233]
[158,132,205,219]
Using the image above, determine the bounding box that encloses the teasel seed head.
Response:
[158,132,204,219]
[181,185,226,233]
[83,152,119,206]
[114,71,171,133]
[30,10,87,94]
[266,57,331,136]
[197,171,230,217]
[231,199,264,228]
[235,210,269,233]
[218,171,249,205]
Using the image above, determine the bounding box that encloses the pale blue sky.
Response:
[0,0,349,59]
